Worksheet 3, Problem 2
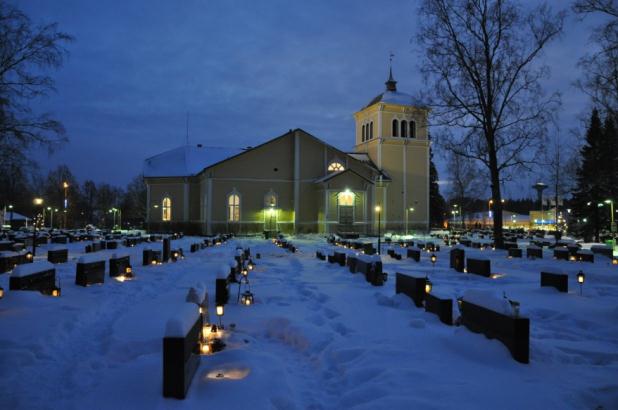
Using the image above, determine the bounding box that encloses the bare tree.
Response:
[573,0,618,119]
[417,0,564,246]
[574,0,618,16]
[0,1,72,156]
[448,154,483,227]
[542,134,579,233]
[121,174,147,227]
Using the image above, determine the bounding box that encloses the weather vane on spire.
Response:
[386,52,397,91]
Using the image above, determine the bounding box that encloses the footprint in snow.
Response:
[330,322,350,336]
[322,307,340,319]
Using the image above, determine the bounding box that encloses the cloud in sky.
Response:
[18,0,607,198]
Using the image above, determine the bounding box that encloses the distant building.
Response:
[143,69,430,235]
[449,210,529,229]
[1,210,31,228]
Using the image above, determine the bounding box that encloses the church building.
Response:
[143,69,430,235]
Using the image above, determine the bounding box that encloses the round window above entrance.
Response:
[328,162,345,172]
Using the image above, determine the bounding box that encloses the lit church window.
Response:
[328,162,345,172]
[265,192,277,207]
[338,191,355,206]
[228,194,240,222]
[162,197,172,221]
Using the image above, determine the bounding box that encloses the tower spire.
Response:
[385,52,397,92]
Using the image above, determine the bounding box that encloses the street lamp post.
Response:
[63,181,69,229]
[109,207,122,230]
[47,207,56,230]
[32,198,44,257]
[375,205,381,255]
[406,207,415,235]
[8,204,13,229]
[109,209,116,229]
[606,200,615,234]
[488,199,505,229]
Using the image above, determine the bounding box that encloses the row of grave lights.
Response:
[198,256,256,355]
[0,245,191,300]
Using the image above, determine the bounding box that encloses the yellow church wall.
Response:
[202,132,294,181]
[148,178,187,223]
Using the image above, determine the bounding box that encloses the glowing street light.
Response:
[375,205,381,255]
[62,181,69,228]
[405,206,415,235]
[32,198,44,257]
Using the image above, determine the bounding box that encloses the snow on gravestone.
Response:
[164,303,201,338]
[111,252,130,260]
[77,253,106,264]
[462,289,518,317]
[12,260,54,277]
[357,253,382,263]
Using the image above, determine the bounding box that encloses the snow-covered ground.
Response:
[1,236,617,409]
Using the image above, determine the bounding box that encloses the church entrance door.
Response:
[338,205,354,231]
[337,190,355,232]
[265,207,277,232]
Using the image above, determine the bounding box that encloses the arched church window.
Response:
[370,121,374,139]
[401,120,408,138]
[392,119,399,137]
[338,191,355,206]
[265,191,277,208]
[362,124,365,141]
[228,193,240,222]
[162,197,172,221]
[328,162,345,172]
[410,120,416,138]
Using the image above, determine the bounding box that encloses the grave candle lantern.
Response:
[425,278,433,294]
[577,270,585,296]
[216,305,224,327]
[241,290,254,306]
[200,342,211,355]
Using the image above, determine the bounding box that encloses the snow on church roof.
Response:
[143,145,245,178]
[366,90,416,108]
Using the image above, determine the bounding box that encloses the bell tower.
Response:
[353,66,431,232]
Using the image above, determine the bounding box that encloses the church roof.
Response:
[143,129,389,180]
[143,144,245,178]
[314,169,375,185]
[365,90,416,108]
[365,66,424,109]
[346,153,391,180]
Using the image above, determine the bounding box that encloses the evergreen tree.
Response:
[429,148,446,228]
[572,109,605,241]
[602,116,618,201]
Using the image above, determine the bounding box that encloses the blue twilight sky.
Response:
[18,0,606,198]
